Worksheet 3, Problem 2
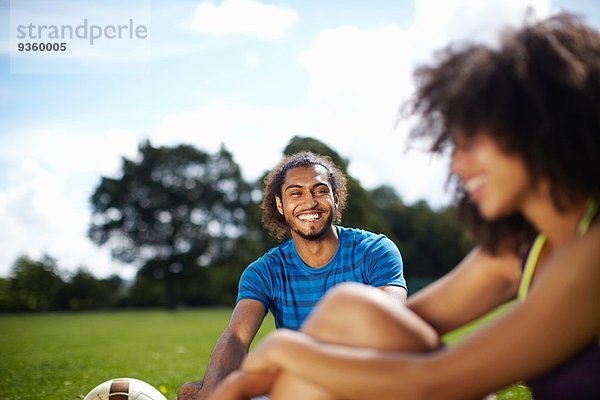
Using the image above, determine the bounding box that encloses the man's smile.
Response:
[297,211,324,222]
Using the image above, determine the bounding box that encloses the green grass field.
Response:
[0,309,530,400]
[0,310,275,400]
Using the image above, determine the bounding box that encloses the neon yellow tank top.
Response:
[518,199,599,300]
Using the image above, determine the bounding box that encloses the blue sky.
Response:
[1,0,599,279]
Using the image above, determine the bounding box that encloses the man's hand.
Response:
[178,381,206,400]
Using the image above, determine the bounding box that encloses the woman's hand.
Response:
[207,370,277,400]
[209,330,301,400]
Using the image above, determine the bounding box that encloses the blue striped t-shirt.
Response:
[236,226,406,330]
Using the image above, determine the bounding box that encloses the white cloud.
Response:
[154,103,294,181]
[300,25,414,110]
[0,126,139,178]
[413,0,551,53]
[188,0,299,39]
[0,126,140,278]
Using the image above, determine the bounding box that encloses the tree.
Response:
[0,277,8,310]
[57,269,124,310]
[88,141,253,307]
[5,255,64,311]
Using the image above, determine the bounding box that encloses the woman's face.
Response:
[450,132,532,220]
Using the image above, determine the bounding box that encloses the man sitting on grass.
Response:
[178,151,411,399]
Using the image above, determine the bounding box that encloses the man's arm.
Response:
[178,299,266,400]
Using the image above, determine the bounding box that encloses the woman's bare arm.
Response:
[408,247,521,334]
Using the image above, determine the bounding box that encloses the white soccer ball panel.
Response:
[83,377,167,400]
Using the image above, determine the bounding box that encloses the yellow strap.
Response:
[577,199,599,235]
[517,234,546,301]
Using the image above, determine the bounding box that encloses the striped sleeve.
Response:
[236,259,272,311]
[365,235,406,289]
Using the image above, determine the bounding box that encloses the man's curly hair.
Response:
[261,151,348,240]
[405,13,600,255]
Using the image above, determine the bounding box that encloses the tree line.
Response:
[0,136,472,312]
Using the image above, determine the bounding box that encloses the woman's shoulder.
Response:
[567,219,600,264]
[542,219,600,287]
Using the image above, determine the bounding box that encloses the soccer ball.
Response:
[83,377,167,400]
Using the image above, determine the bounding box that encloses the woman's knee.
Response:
[301,283,372,338]
[303,283,439,351]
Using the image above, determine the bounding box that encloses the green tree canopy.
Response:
[6,255,63,311]
[57,269,124,310]
[88,141,253,306]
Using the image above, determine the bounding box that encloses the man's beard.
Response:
[289,211,334,241]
